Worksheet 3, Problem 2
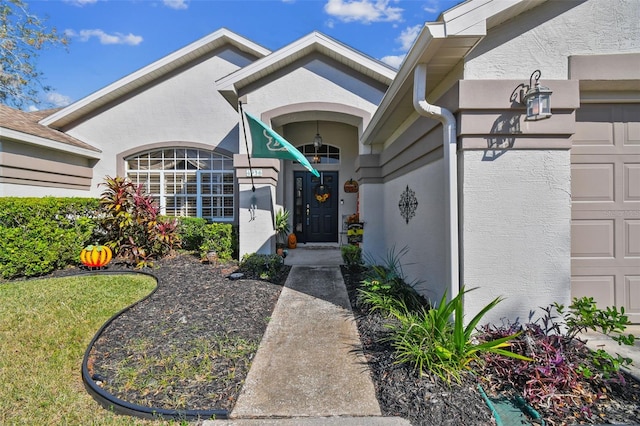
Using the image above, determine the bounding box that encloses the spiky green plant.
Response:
[388,287,531,383]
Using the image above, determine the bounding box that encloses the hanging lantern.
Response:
[80,245,113,268]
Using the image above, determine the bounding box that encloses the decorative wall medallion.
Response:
[398,185,418,224]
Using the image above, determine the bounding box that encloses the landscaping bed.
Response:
[78,253,638,424]
[84,254,287,413]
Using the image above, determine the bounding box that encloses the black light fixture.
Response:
[313,121,323,149]
[312,120,322,163]
[519,70,552,121]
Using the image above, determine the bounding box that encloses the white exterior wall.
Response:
[243,59,384,133]
[238,183,277,256]
[65,49,254,196]
[360,182,385,258]
[465,0,640,79]
[461,150,572,324]
[379,160,447,304]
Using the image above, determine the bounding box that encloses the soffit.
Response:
[40,28,270,129]
[216,32,397,107]
[362,0,546,146]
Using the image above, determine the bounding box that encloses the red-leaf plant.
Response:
[476,301,635,425]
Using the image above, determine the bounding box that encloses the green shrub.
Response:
[238,253,283,281]
[358,246,426,313]
[340,244,362,268]
[555,297,636,378]
[199,223,233,260]
[0,197,98,279]
[175,217,208,251]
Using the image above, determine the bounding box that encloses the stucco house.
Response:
[1,0,638,323]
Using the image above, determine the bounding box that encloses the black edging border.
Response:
[80,269,229,421]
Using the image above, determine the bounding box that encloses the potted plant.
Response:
[275,208,290,256]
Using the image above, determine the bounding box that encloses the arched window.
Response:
[297,144,340,164]
[125,148,234,221]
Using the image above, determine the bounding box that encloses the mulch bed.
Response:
[34,253,640,424]
[86,254,287,412]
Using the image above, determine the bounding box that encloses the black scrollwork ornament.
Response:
[398,185,418,224]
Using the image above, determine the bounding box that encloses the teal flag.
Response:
[244,111,320,177]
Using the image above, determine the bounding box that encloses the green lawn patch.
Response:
[0,274,163,425]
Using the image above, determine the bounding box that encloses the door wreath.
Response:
[314,184,330,203]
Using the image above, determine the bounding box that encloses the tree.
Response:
[0,0,68,109]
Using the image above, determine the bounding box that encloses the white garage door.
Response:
[571,103,640,323]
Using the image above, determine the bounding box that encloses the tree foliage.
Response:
[0,0,67,109]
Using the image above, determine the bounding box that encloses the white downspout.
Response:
[412,63,460,301]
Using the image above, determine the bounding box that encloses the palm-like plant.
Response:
[389,287,532,383]
[274,208,290,248]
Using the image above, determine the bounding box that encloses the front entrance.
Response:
[293,171,338,243]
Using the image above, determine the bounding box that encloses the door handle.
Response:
[306,204,310,225]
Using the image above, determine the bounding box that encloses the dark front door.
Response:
[293,171,338,243]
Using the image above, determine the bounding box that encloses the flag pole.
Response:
[238,101,255,192]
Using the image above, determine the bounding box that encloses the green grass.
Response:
[0,273,167,425]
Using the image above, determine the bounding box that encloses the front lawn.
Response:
[0,274,161,425]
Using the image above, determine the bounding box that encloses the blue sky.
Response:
[26,0,462,110]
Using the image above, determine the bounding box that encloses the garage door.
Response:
[571,103,640,323]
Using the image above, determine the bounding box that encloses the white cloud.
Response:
[163,0,188,10]
[324,0,403,24]
[63,0,98,6]
[47,92,73,107]
[66,29,143,46]
[397,24,422,51]
[423,0,441,14]
[380,54,404,69]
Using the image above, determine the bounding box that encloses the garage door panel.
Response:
[572,103,640,323]
[572,120,614,154]
[626,220,640,257]
[625,163,640,201]
[571,163,614,202]
[626,122,640,146]
[571,275,615,307]
[627,276,640,313]
[571,220,614,258]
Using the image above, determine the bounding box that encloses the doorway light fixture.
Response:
[313,121,323,149]
[518,70,552,121]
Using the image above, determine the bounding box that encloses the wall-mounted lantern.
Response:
[518,70,552,121]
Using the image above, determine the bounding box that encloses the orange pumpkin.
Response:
[80,245,113,268]
[287,233,297,249]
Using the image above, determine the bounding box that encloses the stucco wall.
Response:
[465,0,640,79]
[64,48,255,196]
[243,57,386,125]
[381,161,447,304]
[460,149,572,325]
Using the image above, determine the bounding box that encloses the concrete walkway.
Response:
[204,246,409,425]
[204,245,640,425]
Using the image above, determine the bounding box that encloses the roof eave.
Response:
[1,127,102,159]
[361,0,546,146]
[40,28,270,128]
[215,31,397,109]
